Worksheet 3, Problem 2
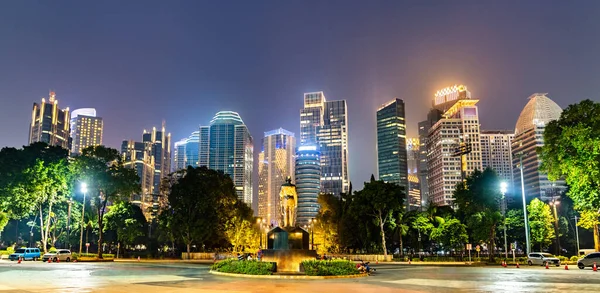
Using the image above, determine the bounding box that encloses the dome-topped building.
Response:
[511,93,566,201]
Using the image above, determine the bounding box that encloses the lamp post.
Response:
[309,218,316,250]
[517,153,531,255]
[574,216,580,254]
[549,199,561,255]
[257,218,266,248]
[500,182,508,259]
[79,183,87,255]
[66,198,73,250]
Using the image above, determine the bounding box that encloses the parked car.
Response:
[9,248,41,261]
[42,249,72,262]
[527,252,560,267]
[577,252,600,269]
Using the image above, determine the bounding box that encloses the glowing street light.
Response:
[549,199,561,255]
[79,182,88,255]
[500,182,508,259]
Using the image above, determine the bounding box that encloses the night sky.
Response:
[1,1,599,199]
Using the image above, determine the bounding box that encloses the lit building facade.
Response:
[427,85,482,206]
[143,125,171,195]
[70,108,103,155]
[300,92,349,196]
[295,145,321,225]
[257,128,296,226]
[199,111,253,204]
[512,94,566,201]
[407,174,421,210]
[376,99,409,197]
[406,138,420,175]
[121,140,155,220]
[480,130,514,190]
[29,91,70,150]
[173,131,199,171]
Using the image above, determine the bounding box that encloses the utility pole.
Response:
[574,216,580,254]
[550,199,561,255]
[517,152,531,255]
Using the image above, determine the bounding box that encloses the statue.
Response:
[279,176,298,227]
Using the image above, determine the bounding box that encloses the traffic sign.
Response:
[466,244,472,250]
[85,243,90,247]
[476,245,480,252]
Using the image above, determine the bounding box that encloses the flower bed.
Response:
[211,259,275,275]
[301,260,360,276]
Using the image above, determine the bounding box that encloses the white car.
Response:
[527,252,560,267]
[577,252,600,269]
[42,249,72,262]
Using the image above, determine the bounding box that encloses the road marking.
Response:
[383,278,600,290]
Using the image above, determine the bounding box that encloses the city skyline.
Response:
[2,1,600,194]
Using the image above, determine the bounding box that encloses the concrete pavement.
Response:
[0,259,599,292]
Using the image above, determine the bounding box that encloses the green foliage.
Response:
[430,218,468,250]
[104,201,147,246]
[301,260,359,276]
[539,100,600,250]
[570,256,580,262]
[73,253,115,259]
[0,212,8,232]
[527,198,555,251]
[211,259,274,275]
[453,168,503,262]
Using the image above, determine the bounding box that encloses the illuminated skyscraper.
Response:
[199,111,253,204]
[295,145,321,225]
[512,94,566,200]
[376,98,409,197]
[406,138,421,209]
[29,91,70,150]
[480,130,514,190]
[173,131,199,171]
[70,108,103,155]
[300,92,349,196]
[143,124,172,195]
[427,85,482,206]
[257,128,296,226]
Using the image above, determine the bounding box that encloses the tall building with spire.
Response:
[512,94,566,201]
[70,108,103,155]
[29,91,70,150]
[257,128,296,226]
[300,92,349,196]
[199,111,253,204]
[376,98,409,198]
[426,85,482,206]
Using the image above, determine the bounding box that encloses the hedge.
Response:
[301,260,359,276]
[211,259,275,275]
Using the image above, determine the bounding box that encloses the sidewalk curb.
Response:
[209,270,368,279]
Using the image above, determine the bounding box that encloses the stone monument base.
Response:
[261,249,317,273]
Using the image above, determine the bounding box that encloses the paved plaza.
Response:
[0,260,599,292]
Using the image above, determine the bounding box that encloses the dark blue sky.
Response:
[1,0,599,191]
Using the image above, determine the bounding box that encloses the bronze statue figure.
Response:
[279,176,298,227]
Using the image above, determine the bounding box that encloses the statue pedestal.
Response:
[263,227,315,273]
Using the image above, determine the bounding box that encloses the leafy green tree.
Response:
[104,201,147,253]
[539,99,600,250]
[505,209,526,248]
[71,146,140,258]
[353,176,404,258]
[527,198,555,251]
[430,218,468,251]
[454,168,502,262]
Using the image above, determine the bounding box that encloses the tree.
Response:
[527,198,555,251]
[430,218,468,251]
[539,99,600,250]
[454,168,502,262]
[71,146,140,258]
[353,176,404,258]
[165,166,238,256]
[104,202,147,253]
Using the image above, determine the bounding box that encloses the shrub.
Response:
[211,259,275,275]
[301,260,359,276]
[72,253,115,260]
[557,256,569,262]
[0,250,10,256]
[570,256,580,262]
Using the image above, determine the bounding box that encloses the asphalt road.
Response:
[0,260,599,292]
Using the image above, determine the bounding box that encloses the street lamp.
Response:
[517,152,531,255]
[257,218,266,248]
[500,182,508,259]
[549,199,561,255]
[574,216,580,255]
[79,182,87,255]
[309,218,316,250]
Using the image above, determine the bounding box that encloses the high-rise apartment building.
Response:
[406,138,421,209]
[406,138,420,175]
[121,124,171,220]
[70,108,103,155]
[407,174,421,210]
[512,94,566,201]
[427,85,482,206]
[480,130,514,190]
[199,111,253,204]
[417,109,443,206]
[121,140,155,220]
[29,91,70,150]
[295,145,321,225]
[376,99,409,197]
[173,131,199,171]
[257,128,296,226]
[300,92,349,196]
